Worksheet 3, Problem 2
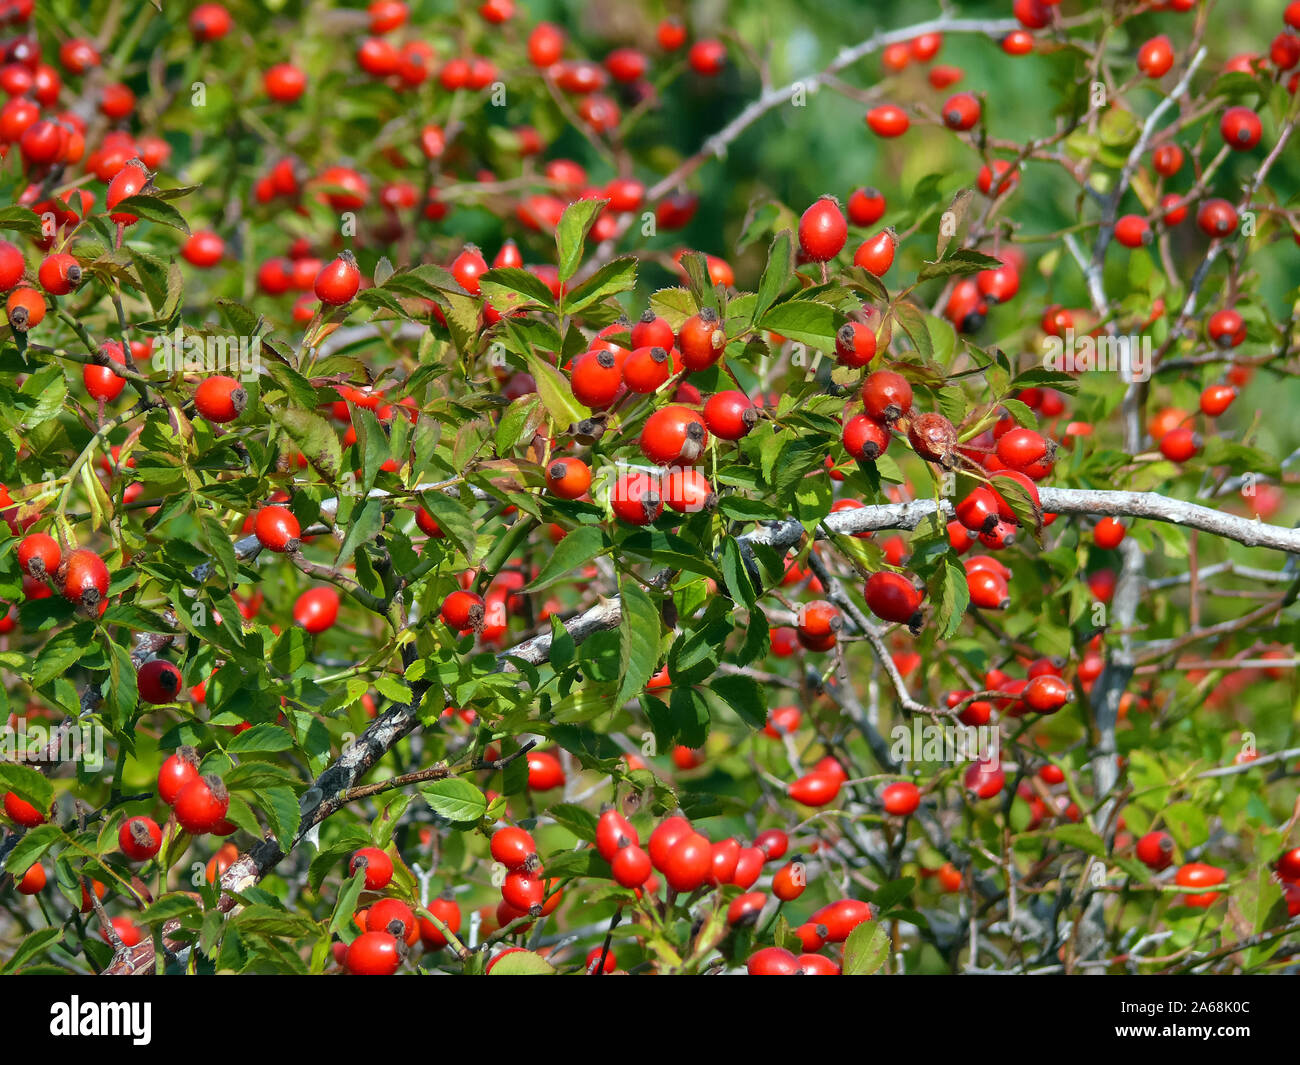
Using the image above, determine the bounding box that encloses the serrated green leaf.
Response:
[759,299,842,350]
[616,580,660,705]
[917,249,1003,282]
[562,256,637,314]
[417,490,477,561]
[1048,824,1107,858]
[527,524,607,592]
[420,777,487,823]
[0,823,61,873]
[137,893,202,925]
[110,194,191,234]
[842,921,890,974]
[556,198,608,282]
[269,405,343,482]
[710,673,766,730]
[488,949,556,974]
[753,230,793,323]
[258,785,302,849]
[334,496,384,568]
[228,724,295,755]
[521,346,588,428]
[0,926,62,973]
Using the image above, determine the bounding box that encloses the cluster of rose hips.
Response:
[339,845,464,976]
[330,811,882,975]
[15,531,110,617]
[3,0,1296,978]
[155,746,231,836]
[233,0,732,325]
[6,746,226,913]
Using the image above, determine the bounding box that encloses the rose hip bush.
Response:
[0,0,1298,977]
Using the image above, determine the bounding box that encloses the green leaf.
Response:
[842,920,890,975]
[488,949,556,974]
[753,230,794,323]
[228,724,295,755]
[231,904,317,939]
[916,249,1003,282]
[0,927,62,973]
[224,762,300,790]
[214,297,262,337]
[934,556,970,639]
[494,396,543,457]
[676,250,719,311]
[616,581,661,705]
[893,302,934,362]
[871,877,916,912]
[936,188,974,260]
[1008,367,1079,393]
[380,263,462,300]
[1162,802,1208,849]
[669,685,710,748]
[101,604,173,633]
[269,406,343,482]
[330,869,368,937]
[418,490,477,561]
[770,437,827,501]
[1048,824,1107,858]
[261,352,317,409]
[563,256,638,314]
[541,848,613,878]
[199,513,238,584]
[269,626,310,675]
[420,777,487,823]
[106,638,138,730]
[18,366,67,429]
[547,803,599,841]
[999,397,1037,428]
[843,265,889,303]
[137,893,202,925]
[938,386,967,427]
[374,675,411,704]
[334,497,384,568]
[109,194,191,234]
[617,530,723,582]
[521,347,589,428]
[29,625,93,688]
[257,785,302,849]
[709,673,766,730]
[988,471,1042,535]
[758,299,843,350]
[555,198,608,282]
[548,615,577,672]
[0,205,42,236]
[479,265,556,309]
[527,524,607,592]
[352,405,388,497]
[719,538,758,608]
[1210,70,1270,100]
[649,287,696,328]
[0,823,60,874]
